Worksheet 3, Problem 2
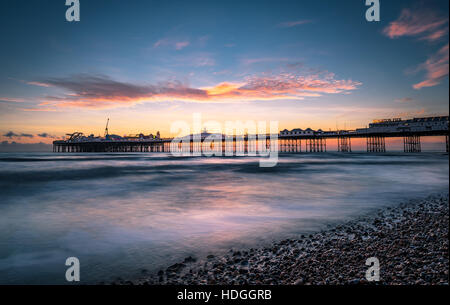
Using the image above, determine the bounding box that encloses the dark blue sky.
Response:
[0,0,448,141]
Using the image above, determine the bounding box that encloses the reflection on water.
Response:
[0,152,448,284]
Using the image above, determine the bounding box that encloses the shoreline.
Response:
[120,193,449,285]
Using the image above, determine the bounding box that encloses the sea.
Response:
[0,152,448,284]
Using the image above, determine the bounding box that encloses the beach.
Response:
[129,193,449,285]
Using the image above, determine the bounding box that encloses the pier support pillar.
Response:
[305,138,326,152]
[366,136,386,153]
[446,135,449,153]
[337,136,352,152]
[403,135,421,152]
[295,139,301,153]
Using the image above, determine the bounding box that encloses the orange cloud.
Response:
[383,8,448,41]
[22,108,59,112]
[396,108,426,118]
[26,71,361,109]
[26,81,52,87]
[413,44,449,89]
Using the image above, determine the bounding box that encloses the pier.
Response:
[53,116,449,154]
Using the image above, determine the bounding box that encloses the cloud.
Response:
[278,20,312,28]
[153,38,168,48]
[0,141,52,152]
[174,41,190,50]
[22,107,59,112]
[239,72,360,94]
[197,35,210,46]
[241,57,290,66]
[27,81,52,87]
[383,8,448,41]
[190,54,215,67]
[3,131,33,138]
[396,108,426,118]
[38,133,56,138]
[20,133,34,138]
[28,71,361,109]
[286,62,304,69]
[0,97,25,103]
[384,7,449,90]
[167,52,216,67]
[153,38,190,50]
[394,97,413,103]
[413,44,449,89]
[3,131,18,138]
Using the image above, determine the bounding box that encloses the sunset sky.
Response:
[0,0,448,143]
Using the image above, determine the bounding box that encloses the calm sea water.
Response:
[0,152,448,284]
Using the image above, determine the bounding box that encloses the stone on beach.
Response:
[129,193,449,285]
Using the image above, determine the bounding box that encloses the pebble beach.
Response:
[126,193,449,285]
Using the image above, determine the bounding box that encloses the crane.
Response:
[104,118,109,137]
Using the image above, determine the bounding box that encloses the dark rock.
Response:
[167,263,186,273]
[183,256,197,263]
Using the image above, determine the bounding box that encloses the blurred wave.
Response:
[0,152,448,284]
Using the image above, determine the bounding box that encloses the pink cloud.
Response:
[153,38,168,48]
[383,8,448,42]
[241,72,361,94]
[27,81,52,87]
[26,71,361,109]
[153,38,190,50]
[175,41,190,50]
[413,44,449,89]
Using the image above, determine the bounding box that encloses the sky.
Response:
[0,0,448,143]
